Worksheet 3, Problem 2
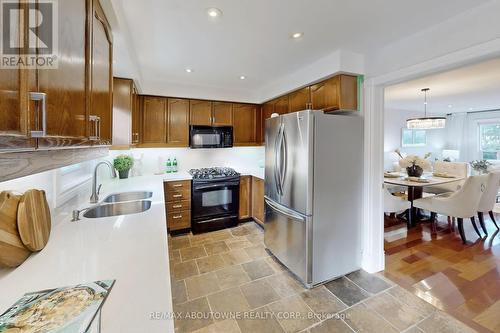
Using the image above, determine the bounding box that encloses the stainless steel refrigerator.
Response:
[264,110,363,287]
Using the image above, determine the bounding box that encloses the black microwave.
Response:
[189,126,233,149]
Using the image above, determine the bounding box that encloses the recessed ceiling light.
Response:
[239,75,246,80]
[448,105,453,108]
[185,68,193,73]
[207,8,222,18]
[469,107,474,111]
[291,32,303,39]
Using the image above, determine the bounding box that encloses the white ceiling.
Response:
[385,57,500,115]
[109,0,489,103]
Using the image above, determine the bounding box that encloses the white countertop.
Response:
[0,174,174,333]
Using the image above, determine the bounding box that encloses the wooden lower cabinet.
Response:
[164,180,192,231]
[239,176,252,219]
[251,177,265,226]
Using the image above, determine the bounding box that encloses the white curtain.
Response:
[445,113,468,161]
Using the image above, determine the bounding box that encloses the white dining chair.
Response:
[477,171,500,234]
[384,185,411,228]
[425,161,469,195]
[413,175,488,244]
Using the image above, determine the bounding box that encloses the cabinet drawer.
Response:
[166,200,191,213]
[166,180,191,192]
[168,210,191,230]
[166,188,191,202]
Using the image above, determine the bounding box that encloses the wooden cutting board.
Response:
[17,189,51,252]
[0,191,32,268]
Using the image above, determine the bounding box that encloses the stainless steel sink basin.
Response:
[102,191,153,203]
[83,200,152,218]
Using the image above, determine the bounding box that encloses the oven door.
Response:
[192,179,240,220]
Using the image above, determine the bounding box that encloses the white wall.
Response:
[384,108,447,170]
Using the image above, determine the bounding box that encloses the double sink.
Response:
[82,191,153,219]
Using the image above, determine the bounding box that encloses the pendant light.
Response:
[406,88,446,129]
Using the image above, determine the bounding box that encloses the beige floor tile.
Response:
[170,236,191,250]
[245,233,264,245]
[226,238,253,250]
[172,260,200,281]
[220,249,252,265]
[181,246,208,261]
[240,279,281,308]
[172,279,188,305]
[207,287,251,317]
[190,233,214,247]
[299,286,346,316]
[387,286,436,317]
[211,229,234,241]
[204,241,230,255]
[265,273,305,298]
[231,225,253,237]
[268,295,318,333]
[196,255,228,274]
[242,259,275,280]
[308,318,354,333]
[244,244,269,260]
[343,303,398,333]
[236,306,285,333]
[404,327,425,333]
[265,257,287,273]
[215,265,251,290]
[243,222,263,235]
[185,272,221,300]
[174,297,213,333]
[365,291,426,331]
[170,249,181,262]
[193,319,241,333]
[418,311,476,333]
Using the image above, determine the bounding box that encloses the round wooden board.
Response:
[17,189,51,252]
[0,191,32,268]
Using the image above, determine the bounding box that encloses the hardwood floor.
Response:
[384,214,500,333]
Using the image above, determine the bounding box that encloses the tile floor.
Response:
[168,222,476,333]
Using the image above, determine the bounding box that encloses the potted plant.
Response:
[395,150,431,177]
[113,155,134,179]
[470,160,491,175]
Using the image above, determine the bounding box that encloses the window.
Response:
[401,129,426,147]
[479,123,500,160]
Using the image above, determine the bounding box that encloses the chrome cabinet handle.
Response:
[89,115,101,140]
[173,194,182,198]
[173,184,183,188]
[172,204,182,209]
[30,92,47,137]
[173,215,182,219]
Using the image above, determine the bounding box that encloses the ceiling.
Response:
[385,57,500,115]
[110,0,489,102]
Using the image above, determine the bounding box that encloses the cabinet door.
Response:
[232,103,256,146]
[251,177,265,226]
[311,76,339,111]
[167,98,189,146]
[274,96,289,115]
[112,78,133,146]
[37,0,88,148]
[262,102,274,120]
[239,176,252,219]
[338,75,358,111]
[288,87,311,113]
[189,100,212,126]
[0,3,34,150]
[89,0,113,144]
[142,97,166,144]
[212,102,233,126]
[132,89,141,144]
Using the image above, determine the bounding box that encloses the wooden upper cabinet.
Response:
[189,100,212,126]
[274,96,289,115]
[262,102,274,120]
[142,97,166,144]
[311,75,357,112]
[167,98,189,146]
[132,89,141,144]
[37,0,88,148]
[289,87,311,113]
[90,0,113,144]
[212,102,233,126]
[112,78,134,146]
[233,103,257,146]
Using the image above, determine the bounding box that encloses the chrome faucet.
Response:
[90,161,117,203]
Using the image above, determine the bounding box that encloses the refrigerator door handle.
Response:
[280,127,288,192]
[265,196,306,221]
[275,124,284,196]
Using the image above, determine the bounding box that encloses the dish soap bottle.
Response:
[173,158,178,173]
[166,158,172,173]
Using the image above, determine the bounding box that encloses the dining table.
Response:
[384,172,465,227]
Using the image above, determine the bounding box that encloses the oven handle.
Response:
[194,182,239,190]
[196,215,239,224]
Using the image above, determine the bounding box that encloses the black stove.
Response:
[189,167,241,234]
[189,167,239,180]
